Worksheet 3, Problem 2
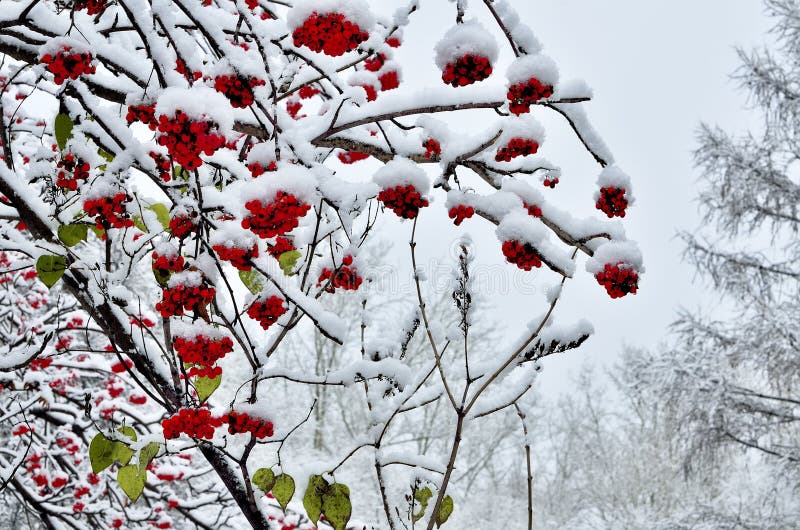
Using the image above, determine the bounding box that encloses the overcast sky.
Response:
[353,0,773,397]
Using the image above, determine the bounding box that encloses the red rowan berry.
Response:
[246,296,287,330]
[241,192,311,239]
[84,193,133,230]
[56,153,90,191]
[507,77,553,115]
[40,47,96,85]
[595,262,638,298]
[495,138,539,162]
[595,187,628,218]
[292,12,369,56]
[338,151,370,164]
[502,240,542,271]
[423,138,441,159]
[448,205,474,226]
[377,185,428,219]
[442,54,492,87]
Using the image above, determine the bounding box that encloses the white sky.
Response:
[354,0,772,397]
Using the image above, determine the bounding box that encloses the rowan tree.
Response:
[0,0,641,528]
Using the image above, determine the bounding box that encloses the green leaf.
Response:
[303,475,328,525]
[89,433,116,474]
[90,225,105,239]
[54,113,73,151]
[117,465,146,502]
[173,166,190,181]
[147,203,170,230]
[138,442,160,473]
[239,269,265,295]
[322,483,351,530]
[112,443,134,467]
[118,426,137,442]
[194,374,221,402]
[152,266,171,286]
[278,250,302,276]
[57,224,88,247]
[133,215,147,232]
[36,255,66,288]
[412,486,433,523]
[273,473,295,512]
[98,148,115,162]
[89,433,134,474]
[252,468,276,493]
[435,495,454,528]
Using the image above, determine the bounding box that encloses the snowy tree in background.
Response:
[0,0,640,528]
[630,0,800,525]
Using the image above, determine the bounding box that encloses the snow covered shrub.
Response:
[0,0,640,529]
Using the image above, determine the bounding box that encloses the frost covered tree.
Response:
[623,0,800,526]
[0,0,641,528]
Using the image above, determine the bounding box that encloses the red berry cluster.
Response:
[267,237,295,259]
[338,151,370,164]
[173,334,233,366]
[508,77,553,115]
[502,240,542,271]
[292,12,369,56]
[213,74,265,108]
[152,252,185,274]
[317,255,362,292]
[448,205,475,226]
[248,160,277,177]
[377,185,429,219]
[169,213,199,240]
[40,48,96,85]
[364,53,386,72]
[175,59,202,82]
[186,364,222,379]
[442,54,492,87]
[298,86,320,99]
[213,243,259,271]
[495,138,539,162]
[423,138,441,159]
[150,151,172,181]
[595,187,628,218]
[358,84,378,102]
[247,296,287,330]
[72,0,107,15]
[56,153,90,191]
[126,103,157,129]
[155,111,226,170]
[523,202,542,217]
[156,283,216,318]
[227,411,274,439]
[241,192,311,238]
[162,408,223,439]
[84,193,133,230]
[379,71,399,91]
[595,263,638,299]
[543,177,559,188]
[286,99,304,120]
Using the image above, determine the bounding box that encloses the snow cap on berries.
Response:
[166,270,204,289]
[287,0,375,32]
[210,221,258,250]
[373,157,430,195]
[171,320,228,341]
[506,54,559,89]
[585,240,644,275]
[496,211,576,276]
[155,86,234,135]
[38,36,92,59]
[595,165,634,200]
[434,20,499,71]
